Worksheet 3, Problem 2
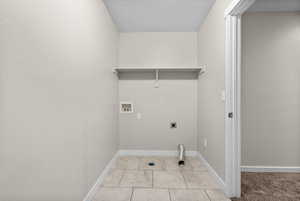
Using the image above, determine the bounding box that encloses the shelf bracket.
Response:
[198,65,206,77]
[112,69,118,74]
[155,69,159,88]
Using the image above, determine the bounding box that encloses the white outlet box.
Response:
[204,139,207,148]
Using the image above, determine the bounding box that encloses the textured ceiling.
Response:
[103,0,216,32]
[248,0,300,12]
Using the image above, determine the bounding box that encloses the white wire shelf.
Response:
[113,66,206,88]
[113,66,205,74]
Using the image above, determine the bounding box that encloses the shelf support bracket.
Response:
[112,69,118,74]
[198,65,206,77]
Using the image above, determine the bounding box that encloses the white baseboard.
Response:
[118,149,198,157]
[197,152,226,192]
[83,151,119,201]
[241,166,300,173]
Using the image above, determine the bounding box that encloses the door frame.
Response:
[224,0,256,197]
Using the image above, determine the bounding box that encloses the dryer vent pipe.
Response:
[178,144,185,166]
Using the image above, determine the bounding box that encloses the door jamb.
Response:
[224,0,256,197]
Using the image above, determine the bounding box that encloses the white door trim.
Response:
[224,0,256,198]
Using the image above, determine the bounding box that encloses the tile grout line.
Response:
[117,169,126,187]
[180,170,189,189]
[204,189,212,201]
[152,170,154,188]
[137,157,142,171]
[168,188,172,201]
[129,187,134,201]
[162,158,166,171]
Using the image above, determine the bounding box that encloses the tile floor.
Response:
[93,156,231,201]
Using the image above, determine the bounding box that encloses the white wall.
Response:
[118,32,198,151]
[242,12,300,167]
[197,0,232,180]
[0,0,119,200]
[119,32,198,67]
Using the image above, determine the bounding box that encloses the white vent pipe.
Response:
[178,144,185,166]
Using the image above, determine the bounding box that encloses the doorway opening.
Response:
[225,0,300,199]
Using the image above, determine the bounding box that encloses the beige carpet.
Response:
[231,172,300,201]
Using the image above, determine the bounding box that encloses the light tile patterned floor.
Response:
[93,156,231,201]
[120,170,152,188]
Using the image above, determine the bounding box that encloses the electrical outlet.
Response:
[204,139,207,148]
[170,122,177,129]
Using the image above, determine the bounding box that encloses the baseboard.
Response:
[82,151,119,201]
[118,149,198,157]
[197,152,226,192]
[241,166,300,173]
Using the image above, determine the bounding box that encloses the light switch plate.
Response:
[221,90,226,101]
[204,139,207,148]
